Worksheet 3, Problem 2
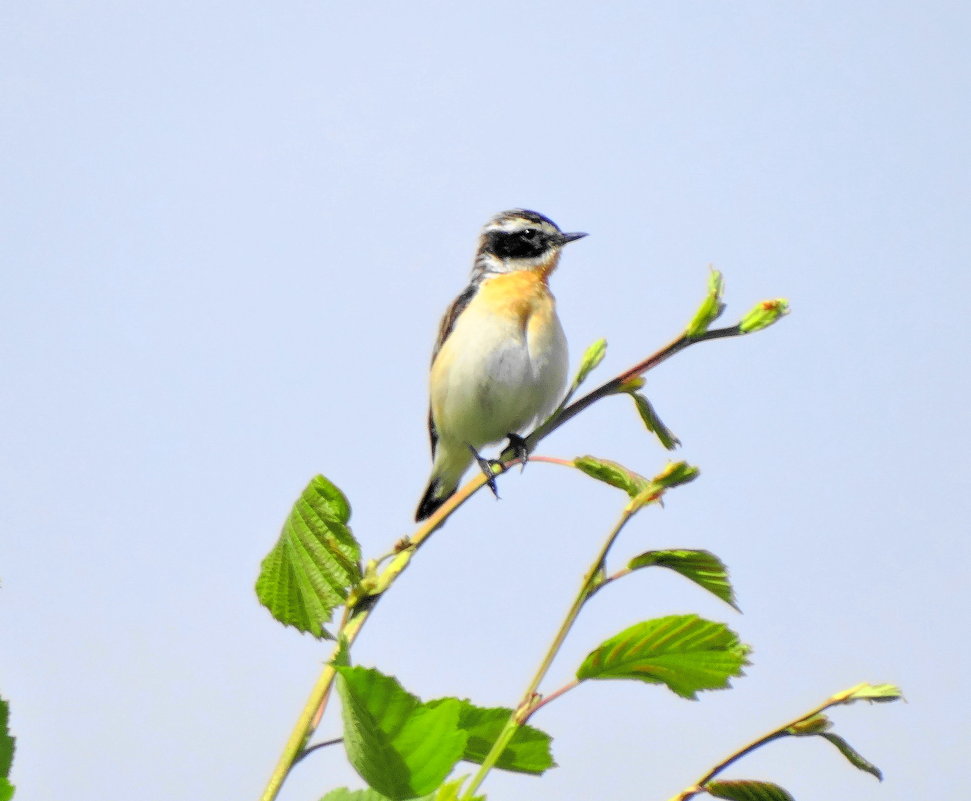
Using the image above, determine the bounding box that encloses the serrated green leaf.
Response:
[627,550,738,610]
[685,269,726,337]
[738,299,789,333]
[835,682,902,704]
[336,667,466,800]
[576,614,749,699]
[629,393,680,450]
[444,702,554,774]
[820,732,883,781]
[574,456,649,497]
[0,696,14,796]
[319,788,392,801]
[706,779,794,801]
[255,475,362,638]
[572,339,607,390]
[785,712,831,736]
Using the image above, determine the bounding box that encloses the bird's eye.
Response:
[521,228,538,239]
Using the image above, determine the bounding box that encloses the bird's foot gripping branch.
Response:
[254,271,899,801]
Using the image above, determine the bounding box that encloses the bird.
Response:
[415,209,587,521]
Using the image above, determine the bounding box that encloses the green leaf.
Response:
[336,667,466,800]
[319,789,392,801]
[627,550,738,610]
[706,779,794,801]
[625,461,699,513]
[571,338,607,391]
[738,299,789,333]
[820,732,883,781]
[0,696,14,801]
[318,778,483,801]
[785,712,831,736]
[576,614,749,699]
[834,682,902,704]
[255,475,362,638]
[447,702,554,774]
[574,456,649,497]
[685,268,726,337]
[629,393,680,450]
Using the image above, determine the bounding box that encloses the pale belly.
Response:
[431,307,568,449]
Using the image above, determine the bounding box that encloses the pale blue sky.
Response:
[2,2,969,800]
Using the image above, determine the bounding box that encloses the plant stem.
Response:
[461,506,637,799]
[666,692,853,801]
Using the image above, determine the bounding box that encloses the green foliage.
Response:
[571,338,607,391]
[576,615,749,699]
[256,475,362,638]
[836,682,902,704]
[319,788,394,801]
[318,779,483,801]
[627,549,738,610]
[336,667,466,800]
[573,456,649,496]
[738,299,789,333]
[784,712,831,735]
[629,392,680,449]
[819,732,883,780]
[446,704,554,774]
[335,666,554,799]
[706,779,794,801]
[0,696,13,801]
[573,457,698,510]
[625,461,699,513]
[685,269,726,337]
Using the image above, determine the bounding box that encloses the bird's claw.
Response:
[468,444,500,499]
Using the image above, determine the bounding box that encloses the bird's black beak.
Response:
[558,231,588,245]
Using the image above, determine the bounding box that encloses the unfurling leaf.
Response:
[625,462,699,513]
[255,475,362,638]
[629,392,680,450]
[738,299,789,333]
[685,268,726,337]
[572,338,607,391]
[785,712,831,736]
[820,732,884,780]
[833,682,903,705]
[627,550,738,610]
[706,779,795,801]
[336,667,466,800]
[576,614,749,699]
[574,456,649,497]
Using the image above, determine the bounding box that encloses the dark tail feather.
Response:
[415,479,453,521]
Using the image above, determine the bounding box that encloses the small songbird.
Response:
[415,209,587,521]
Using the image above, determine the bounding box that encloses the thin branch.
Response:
[523,679,581,721]
[666,692,854,801]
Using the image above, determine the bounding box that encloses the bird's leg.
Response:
[505,433,529,473]
[467,444,500,499]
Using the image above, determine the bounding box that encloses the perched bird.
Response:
[415,209,587,521]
